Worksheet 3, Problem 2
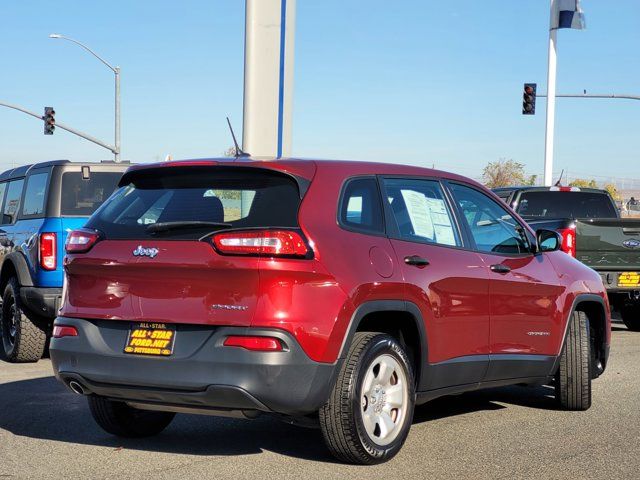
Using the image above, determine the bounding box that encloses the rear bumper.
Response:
[49,317,336,416]
[20,287,62,319]
[597,271,640,292]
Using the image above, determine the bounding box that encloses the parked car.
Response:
[51,159,610,464]
[495,185,640,331]
[0,160,130,362]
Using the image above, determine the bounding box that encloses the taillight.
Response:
[52,325,78,338]
[223,336,283,351]
[39,233,57,270]
[210,230,310,257]
[558,227,576,257]
[65,229,101,254]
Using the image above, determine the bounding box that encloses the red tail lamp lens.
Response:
[65,229,101,253]
[558,227,576,257]
[52,325,78,338]
[39,232,57,270]
[212,230,309,257]
[223,336,283,352]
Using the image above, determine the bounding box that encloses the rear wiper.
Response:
[146,221,232,234]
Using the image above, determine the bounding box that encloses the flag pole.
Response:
[543,0,558,186]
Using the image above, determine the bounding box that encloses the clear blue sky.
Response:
[1,1,638,182]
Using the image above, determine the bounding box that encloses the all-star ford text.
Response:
[50,159,611,464]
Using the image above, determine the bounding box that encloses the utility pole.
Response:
[543,0,559,187]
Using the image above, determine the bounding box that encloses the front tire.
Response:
[620,303,640,332]
[1,278,47,363]
[88,396,176,438]
[555,310,592,410]
[319,332,415,464]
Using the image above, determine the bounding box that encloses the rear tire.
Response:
[88,396,176,438]
[1,278,47,363]
[555,310,592,410]
[620,303,640,332]
[319,332,415,465]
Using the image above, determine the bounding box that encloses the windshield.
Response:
[516,191,618,219]
[61,171,123,216]
[85,168,301,239]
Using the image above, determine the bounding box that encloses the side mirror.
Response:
[536,229,562,253]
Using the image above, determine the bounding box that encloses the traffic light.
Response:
[44,107,55,135]
[522,83,536,115]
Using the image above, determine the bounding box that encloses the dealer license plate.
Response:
[124,323,175,356]
[618,272,640,288]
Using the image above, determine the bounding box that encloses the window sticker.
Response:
[426,197,457,246]
[401,190,434,239]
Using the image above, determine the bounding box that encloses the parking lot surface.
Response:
[1,322,638,480]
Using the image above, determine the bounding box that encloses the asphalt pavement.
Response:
[1,322,638,480]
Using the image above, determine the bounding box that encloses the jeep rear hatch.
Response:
[61,166,309,326]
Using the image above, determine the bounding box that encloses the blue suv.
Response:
[0,160,129,362]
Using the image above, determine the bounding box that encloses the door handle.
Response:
[404,255,429,267]
[490,264,511,274]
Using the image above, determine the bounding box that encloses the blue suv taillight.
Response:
[39,232,57,270]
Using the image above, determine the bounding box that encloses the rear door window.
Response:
[383,178,460,247]
[2,179,24,224]
[60,171,122,216]
[21,172,49,217]
[86,167,302,240]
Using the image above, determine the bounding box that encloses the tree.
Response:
[222,146,237,157]
[482,159,534,188]
[569,178,598,188]
[604,183,621,200]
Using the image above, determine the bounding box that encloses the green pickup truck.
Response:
[494,186,640,331]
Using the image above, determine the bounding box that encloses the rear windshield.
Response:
[61,171,123,216]
[85,167,301,239]
[516,191,617,219]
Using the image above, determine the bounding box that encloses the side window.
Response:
[2,179,25,225]
[449,183,530,255]
[383,178,460,247]
[339,177,384,233]
[0,183,7,220]
[21,172,49,217]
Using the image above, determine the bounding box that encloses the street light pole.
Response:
[114,66,120,162]
[49,34,121,162]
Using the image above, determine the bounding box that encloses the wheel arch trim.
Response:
[337,300,428,387]
[0,253,34,290]
[552,293,609,375]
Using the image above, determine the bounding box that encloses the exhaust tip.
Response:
[68,380,86,395]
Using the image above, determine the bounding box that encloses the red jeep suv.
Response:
[50,158,611,464]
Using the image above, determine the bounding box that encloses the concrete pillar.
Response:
[242,0,296,158]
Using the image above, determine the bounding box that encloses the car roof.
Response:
[122,157,485,189]
[0,160,130,182]
[492,186,607,194]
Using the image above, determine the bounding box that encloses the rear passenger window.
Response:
[339,178,384,234]
[22,172,49,217]
[383,178,460,247]
[60,172,122,216]
[2,179,24,224]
